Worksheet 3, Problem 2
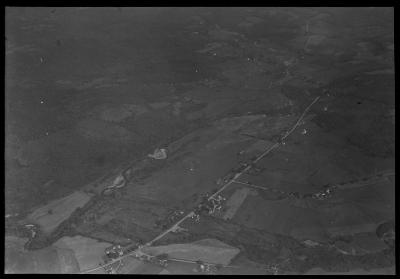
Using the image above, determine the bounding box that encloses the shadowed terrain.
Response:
[5,7,394,274]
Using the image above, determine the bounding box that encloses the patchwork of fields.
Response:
[5,7,394,274]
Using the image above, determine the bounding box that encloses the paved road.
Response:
[81,96,321,274]
[232,179,273,191]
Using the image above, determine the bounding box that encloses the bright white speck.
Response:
[301,129,307,135]
[40,100,44,104]
[324,107,328,111]
[45,132,49,136]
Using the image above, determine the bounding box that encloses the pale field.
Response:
[223,188,251,220]
[26,191,93,234]
[53,235,111,272]
[142,238,240,266]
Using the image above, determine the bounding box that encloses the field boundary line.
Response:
[80,96,321,274]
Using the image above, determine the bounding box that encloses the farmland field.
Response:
[5,7,394,274]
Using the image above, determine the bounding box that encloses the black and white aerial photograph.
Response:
[5,7,395,274]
